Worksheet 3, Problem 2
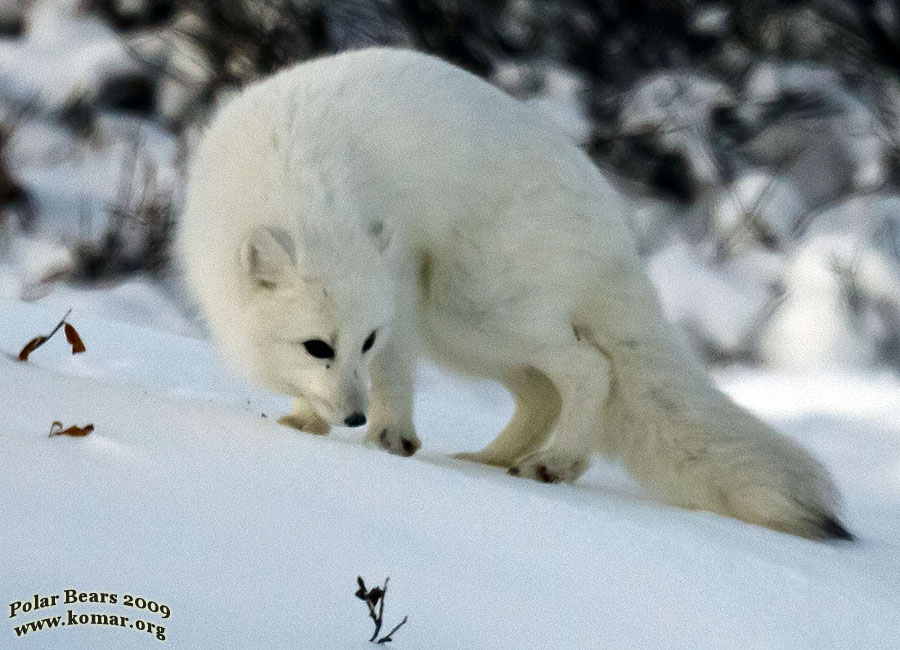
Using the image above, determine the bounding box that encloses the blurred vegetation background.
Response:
[2,0,900,372]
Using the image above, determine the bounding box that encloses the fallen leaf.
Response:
[355,576,368,600]
[49,422,94,438]
[15,309,85,361]
[17,336,48,361]
[64,322,86,354]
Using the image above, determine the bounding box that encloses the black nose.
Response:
[344,413,366,428]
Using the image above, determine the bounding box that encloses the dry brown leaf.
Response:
[17,336,48,361]
[49,421,94,438]
[16,309,86,361]
[64,322,86,354]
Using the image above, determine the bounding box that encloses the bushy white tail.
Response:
[577,268,851,539]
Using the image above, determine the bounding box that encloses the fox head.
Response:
[236,225,395,427]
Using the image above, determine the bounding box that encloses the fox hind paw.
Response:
[508,451,589,483]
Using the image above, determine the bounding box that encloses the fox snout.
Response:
[327,375,369,428]
[344,412,367,427]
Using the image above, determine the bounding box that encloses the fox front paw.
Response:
[277,413,330,435]
[508,451,589,483]
[367,425,420,457]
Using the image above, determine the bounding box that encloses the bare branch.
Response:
[377,616,409,644]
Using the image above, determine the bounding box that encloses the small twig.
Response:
[122,35,204,87]
[366,599,380,642]
[16,308,72,361]
[356,576,407,644]
[369,577,388,643]
[46,308,71,339]
[376,616,409,644]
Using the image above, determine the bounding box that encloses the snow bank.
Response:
[2,296,899,649]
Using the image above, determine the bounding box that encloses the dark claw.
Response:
[401,438,417,456]
[379,429,388,444]
[537,465,553,483]
[508,466,520,476]
[821,516,854,541]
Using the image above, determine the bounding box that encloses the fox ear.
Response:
[239,227,296,288]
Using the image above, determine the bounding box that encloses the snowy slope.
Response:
[2,294,900,649]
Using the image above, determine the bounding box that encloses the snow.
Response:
[742,62,888,198]
[648,240,775,358]
[0,0,138,108]
[5,117,180,241]
[761,195,900,370]
[2,291,900,649]
[620,71,733,186]
[712,173,807,248]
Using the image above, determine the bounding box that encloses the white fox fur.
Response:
[179,47,850,539]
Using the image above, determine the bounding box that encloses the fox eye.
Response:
[302,339,334,359]
[362,330,377,353]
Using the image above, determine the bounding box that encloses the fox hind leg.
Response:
[506,339,611,483]
[455,365,561,468]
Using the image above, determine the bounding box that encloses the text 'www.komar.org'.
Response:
[9,589,169,642]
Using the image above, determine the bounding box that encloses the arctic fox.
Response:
[179,47,850,540]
